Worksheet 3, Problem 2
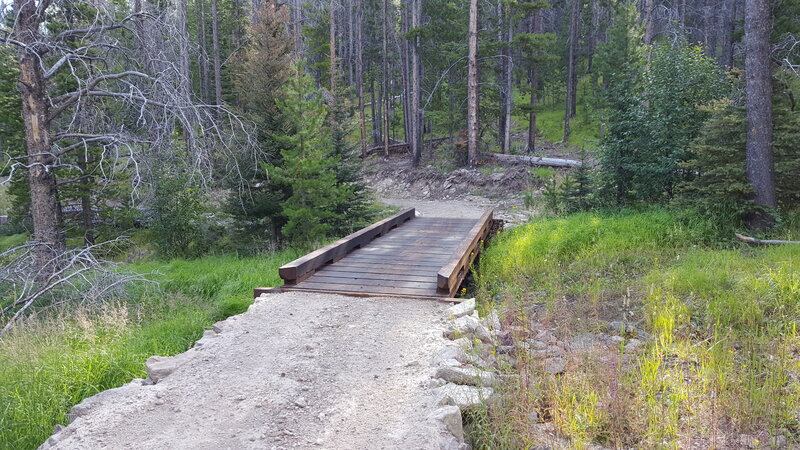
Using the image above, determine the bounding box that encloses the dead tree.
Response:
[467,0,479,167]
[1,0,257,272]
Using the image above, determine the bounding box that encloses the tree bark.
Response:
[199,0,211,104]
[467,0,479,167]
[211,0,223,112]
[329,0,337,92]
[720,0,737,69]
[382,0,390,157]
[527,9,543,153]
[15,0,67,267]
[564,0,579,142]
[744,0,776,229]
[501,2,513,154]
[410,0,422,166]
[356,2,367,157]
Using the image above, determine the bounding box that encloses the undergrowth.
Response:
[0,250,300,449]
[474,207,800,448]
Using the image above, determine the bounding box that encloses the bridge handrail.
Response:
[437,210,493,297]
[278,208,416,284]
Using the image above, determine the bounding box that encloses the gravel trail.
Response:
[41,292,456,449]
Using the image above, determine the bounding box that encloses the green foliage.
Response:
[598,42,728,204]
[677,90,800,229]
[270,65,352,245]
[227,3,294,250]
[150,175,208,258]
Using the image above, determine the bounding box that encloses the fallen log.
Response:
[735,233,800,245]
[482,152,582,168]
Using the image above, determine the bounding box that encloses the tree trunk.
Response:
[467,0,479,167]
[500,1,513,154]
[704,0,718,58]
[382,0,390,157]
[15,0,67,268]
[211,0,223,112]
[199,0,211,104]
[410,0,422,166]
[329,0,337,92]
[527,9,542,153]
[643,0,656,63]
[564,0,579,142]
[744,0,775,229]
[720,0,737,69]
[356,2,367,157]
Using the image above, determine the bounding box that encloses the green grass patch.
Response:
[475,207,800,447]
[512,90,600,151]
[0,233,27,252]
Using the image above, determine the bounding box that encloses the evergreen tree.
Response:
[271,65,352,245]
[327,69,374,235]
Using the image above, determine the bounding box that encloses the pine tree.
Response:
[327,69,374,235]
[271,65,351,245]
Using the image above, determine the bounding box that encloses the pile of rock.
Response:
[426,298,503,450]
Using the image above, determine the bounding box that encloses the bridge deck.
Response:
[255,208,493,300]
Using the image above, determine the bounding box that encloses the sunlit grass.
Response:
[475,207,800,447]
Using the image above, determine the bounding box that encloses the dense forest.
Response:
[0,0,799,448]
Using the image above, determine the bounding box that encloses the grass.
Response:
[0,233,28,252]
[512,85,600,152]
[0,183,11,214]
[0,249,302,449]
[474,208,800,448]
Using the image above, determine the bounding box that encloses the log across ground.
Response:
[255,208,494,299]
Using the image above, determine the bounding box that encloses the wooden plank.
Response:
[352,246,454,256]
[299,276,439,289]
[437,210,493,296]
[343,253,451,262]
[278,208,415,283]
[268,286,455,302]
[312,270,436,283]
[327,261,444,271]
[293,281,437,296]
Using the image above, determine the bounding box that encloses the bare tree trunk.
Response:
[564,0,579,142]
[15,0,66,268]
[371,75,381,144]
[382,0,390,157]
[500,1,513,154]
[744,0,775,229]
[329,0,337,92]
[211,0,223,112]
[410,0,422,166]
[356,2,367,157]
[643,0,656,63]
[704,0,718,58]
[199,0,211,103]
[527,9,542,153]
[467,0,479,167]
[720,0,737,69]
[78,151,94,246]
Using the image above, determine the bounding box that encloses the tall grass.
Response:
[474,207,800,448]
[0,250,301,449]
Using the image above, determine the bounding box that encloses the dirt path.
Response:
[42,292,460,449]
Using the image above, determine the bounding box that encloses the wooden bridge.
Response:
[254,208,494,300]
